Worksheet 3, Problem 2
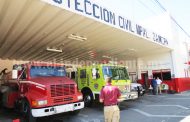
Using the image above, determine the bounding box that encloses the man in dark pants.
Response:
[151,77,157,95]
[99,77,121,122]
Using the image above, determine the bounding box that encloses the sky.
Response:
[159,0,190,36]
[97,0,190,37]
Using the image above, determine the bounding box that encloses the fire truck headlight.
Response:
[77,95,83,101]
[38,100,47,106]
[32,100,47,107]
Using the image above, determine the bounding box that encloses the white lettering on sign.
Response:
[41,0,169,46]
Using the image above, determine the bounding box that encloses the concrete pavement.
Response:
[1,91,190,122]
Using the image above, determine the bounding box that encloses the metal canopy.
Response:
[0,0,171,63]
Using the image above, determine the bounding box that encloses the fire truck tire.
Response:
[0,93,2,108]
[83,92,93,107]
[22,100,36,122]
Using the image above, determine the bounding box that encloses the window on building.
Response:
[162,72,171,80]
[80,69,86,78]
[153,73,161,79]
[153,70,172,81]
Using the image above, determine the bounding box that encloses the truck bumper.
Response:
[129,92,138,100]
[121,92,138,101]
[31,102,84,117]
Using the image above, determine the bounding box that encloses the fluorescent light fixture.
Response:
[68,34,87,42]
[102,55,112,59]
[127,48,137,52]
[46,47,62,53]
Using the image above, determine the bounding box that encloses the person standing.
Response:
[156,77,162,94]
[151,77,157,95]
[99,76,121,122]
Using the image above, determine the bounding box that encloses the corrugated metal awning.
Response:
[0,0,171,63]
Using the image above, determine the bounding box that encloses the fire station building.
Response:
[0,0,190,93]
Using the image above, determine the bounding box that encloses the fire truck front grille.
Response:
[50,84,75,97]
[53,97,73,103]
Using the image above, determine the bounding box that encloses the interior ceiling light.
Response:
[127,48,137,52]
[88,50,96,55]
[46,47,62,53]
[67,34,87,42]
[102,55,112,59]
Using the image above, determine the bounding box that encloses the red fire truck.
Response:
[0,62,84,122]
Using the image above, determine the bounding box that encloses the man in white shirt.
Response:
[156,77,162,94]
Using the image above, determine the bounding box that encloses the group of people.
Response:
[151,77,163,95]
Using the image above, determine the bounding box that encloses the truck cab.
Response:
[76,64,138,107]
[0,62,84,122]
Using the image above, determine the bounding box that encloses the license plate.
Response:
[55,105,74,113]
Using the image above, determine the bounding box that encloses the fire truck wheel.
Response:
[83,92,93,107]
[22,100,37,122]
[0,94,2,108]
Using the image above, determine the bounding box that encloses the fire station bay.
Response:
[1,0,190,95]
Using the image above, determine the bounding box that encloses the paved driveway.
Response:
[1,92,190,122]
[37,92,190,122]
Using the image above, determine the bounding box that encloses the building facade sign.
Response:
[41,0,169,46]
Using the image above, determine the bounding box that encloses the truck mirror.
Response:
[12,70,18,79]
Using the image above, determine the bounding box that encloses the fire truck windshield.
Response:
[30,66,66,77]
[103,66,129,80]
